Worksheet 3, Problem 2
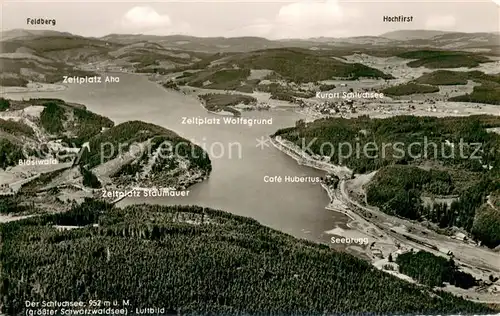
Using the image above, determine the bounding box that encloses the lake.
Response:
[4,73,349,244]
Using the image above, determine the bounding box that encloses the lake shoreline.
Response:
[3,73,347,245]
[269,136,352,178]
[269,136,357,220]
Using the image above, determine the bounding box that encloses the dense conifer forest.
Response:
[397,50,490,69]
[0,98,10,111]
[0,139,25,169]
[365,165,500,246]
[78,120,212,174]
[0,199,492,315]
[36,99,114,144]
[79,165,102,189]
[396,251,477,289]
[274,115,500,247]
[274,115,500,173]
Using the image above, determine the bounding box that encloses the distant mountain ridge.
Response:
[0,29,76,41]
[1,28,498,84]
[2,29,499,53]
[100,30,500,52]
[379,30,454,40]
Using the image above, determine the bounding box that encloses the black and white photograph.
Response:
[0,0,500,315]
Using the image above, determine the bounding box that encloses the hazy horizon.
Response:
[2,27,499,40]
[1,0,499,39]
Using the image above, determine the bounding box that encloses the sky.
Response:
[1,0,499,39]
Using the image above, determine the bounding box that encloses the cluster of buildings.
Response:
[311,99,357,115]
